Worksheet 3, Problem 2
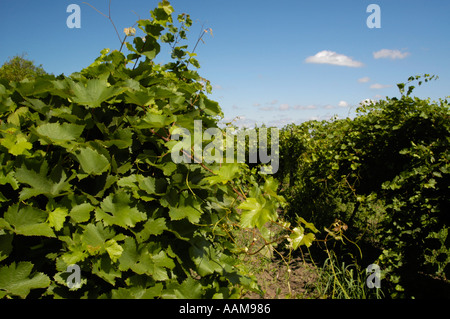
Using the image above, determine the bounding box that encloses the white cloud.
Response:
[292,104,317,110]
[259,106,275,111]
[338,100,349,107]
[305,50,364,67]
[358,76,371,83]
[373,49,410,60]
[370,83,392,89]
[279,104,290,111]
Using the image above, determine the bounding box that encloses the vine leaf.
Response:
[35,122,85,143]
[1,204,56,238]
[118,238,174,280]
[0,134,32,156]
[15,162,72,200]
[68,78,125,108]
[289,226,315,250]
[189,236,222,276]
[73,147,110,176]
[0,262,51,298]
[47,207,69,231]
[238,196,277,229]
[167,277,203,299]
[95,192,147,229]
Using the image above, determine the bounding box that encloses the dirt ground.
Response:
[242,255,322,299]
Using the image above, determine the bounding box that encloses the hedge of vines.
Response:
[276,76,450,297]
[0,1,313,299]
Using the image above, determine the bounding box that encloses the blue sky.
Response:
[1,0,449,127]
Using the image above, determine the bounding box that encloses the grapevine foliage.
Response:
[276,77,450,297]
[0,1,312,299]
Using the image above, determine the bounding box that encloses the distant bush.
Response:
[0,54,48,82]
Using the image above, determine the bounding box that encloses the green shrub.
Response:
[279,76,450,297]
[0,54,48,82]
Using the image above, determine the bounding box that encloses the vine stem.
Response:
[83,1,123,45]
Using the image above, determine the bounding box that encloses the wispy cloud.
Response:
[279,103,290,111]
[259,106,275,111]
[373,49,410,60]
[370,83,392,89]
[305,50,364,67]
[338,100,349,107]
[358,76,371,83]
[292,104,317,110]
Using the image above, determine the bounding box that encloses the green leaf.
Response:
[0,134,32,156]
[169,206,202,224]
[117,174,138,190]
[2,204,55,237]
[238,196,277,229]
[297,216,319,233]
[189,236,222,276]
[125,88,155,106]
[68,78,125,108]
[35,122,84,142]
[0,171,19,190]
[110,283,163,299]
[81,222,115,256]
[104,128,133,149]
[73,147,110,176]
[167,193,203,224]
[105,239,124,262]
[205,164,241,185]
[289,227,315,250]
[47,207,68,231]
[70,203,94,223]
[135,112,175,129]
[92,255,122,285]
[136,218,167,242]
[289,227,304,250]
[0,262,50,298]
[301,233,315,248]
[15,162,72,200]
[199,96,223,117]
[136,175,156,194]
[95,192,147,228]
[173,277,203,299]
[118,238,174,280]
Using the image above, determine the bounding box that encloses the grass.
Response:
[233,220,385,299]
